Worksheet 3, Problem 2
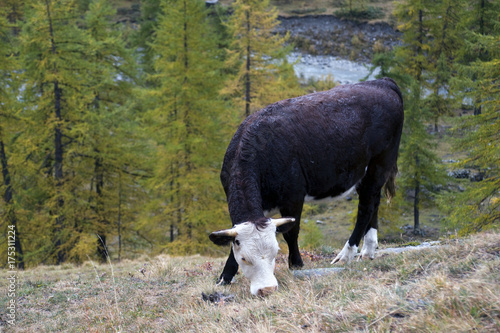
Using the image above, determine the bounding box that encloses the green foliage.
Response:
[131,0,162,76]
[222,0,303,118]
[0,0,147,266]
[443,34,500,234]
[299,221,323,250]
[399,81,445,195]
[335,6,384,20]
[140,0,228,254]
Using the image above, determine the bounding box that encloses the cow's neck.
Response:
[226,175,264,225]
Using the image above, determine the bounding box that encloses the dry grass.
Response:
[1,232,499,332]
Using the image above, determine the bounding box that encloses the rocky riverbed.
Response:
[277,15,402,63]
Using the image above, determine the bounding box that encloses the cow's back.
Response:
[221,78,403,216]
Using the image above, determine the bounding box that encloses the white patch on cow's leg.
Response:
[331,241,358,264]
[360,228,378,260]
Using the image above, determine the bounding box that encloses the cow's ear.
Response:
[209,229,237,246]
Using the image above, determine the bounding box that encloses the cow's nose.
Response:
[257,286,277,297]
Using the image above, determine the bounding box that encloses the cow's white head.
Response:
[209,218,295,296]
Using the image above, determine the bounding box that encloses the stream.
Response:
[288,52,380,84]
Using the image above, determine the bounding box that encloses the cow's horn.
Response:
[211,228,238,238]
[272,218,295,227]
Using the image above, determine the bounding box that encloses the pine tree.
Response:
[399,80,445,234]
[444,5,499,234]
[19,0,95,263]
[77,0,145,261]
[223,0,302,118]
[142,0,227,254]
[133,0,162,77]
[425,0,463,132]
[393,0,446,234]
[394,0,433,83]
[453,0,500,116]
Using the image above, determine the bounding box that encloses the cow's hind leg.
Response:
[332,162,386,264]
[280,204,304,269]
[360,209,379,260]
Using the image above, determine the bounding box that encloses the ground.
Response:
[1,231,499,332]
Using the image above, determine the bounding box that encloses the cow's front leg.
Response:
[282,220,304,269]
[217,248,239,285]
[280,206,304,269]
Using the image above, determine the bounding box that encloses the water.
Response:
[288,52,380,84]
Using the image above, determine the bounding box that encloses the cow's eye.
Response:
[234,240,240,246]
[241,257,251,265]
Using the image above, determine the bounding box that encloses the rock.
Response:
[292,267,345,279]
[201,292,235,305]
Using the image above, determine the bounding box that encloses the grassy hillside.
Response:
[1,231,499,332]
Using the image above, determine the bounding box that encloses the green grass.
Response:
[1,232,499,332]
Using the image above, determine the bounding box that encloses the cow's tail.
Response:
[383,162,398,203]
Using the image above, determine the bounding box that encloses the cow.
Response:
[209,78,404,296]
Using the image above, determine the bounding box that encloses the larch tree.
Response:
[223,0,302,118]
[19,0,95,264]
[142,0,227,254]
[133,0,162,77]
[452,0,500,116]
[444,5,499,234]
[398,80,445,234]
[0,0,25,268]
[425,0,463,132]
[78,0,144,261]
[393,0,446,234]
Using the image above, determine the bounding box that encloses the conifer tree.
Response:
[0,1,24,268]
[142,0,227,254]
[453,0,500,116]
[425,0,463,132]
[78,0,144,261]
[19,0,95,263]
[444,6,499,234]
[223,0,302,118]
[393,0,446,234]
[12,0,149,264]
[393,0,432,83]
[399,80,444,234]
[133,0,162,77]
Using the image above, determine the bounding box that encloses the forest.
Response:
[0,0,498,269]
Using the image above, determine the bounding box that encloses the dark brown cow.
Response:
[210,78,404,296]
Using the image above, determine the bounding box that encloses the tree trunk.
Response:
[46,0,66,264]
[95,154,107,262]
[413,155,421,235]
[0,140,24,269]
[118,174,122,262]
[417,9,423,81]
[413,179,420,234]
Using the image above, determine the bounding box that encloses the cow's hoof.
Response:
[216,276,233,286]
[360,228,378,260]
[331,241,358,264]
[289,260,304,270]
